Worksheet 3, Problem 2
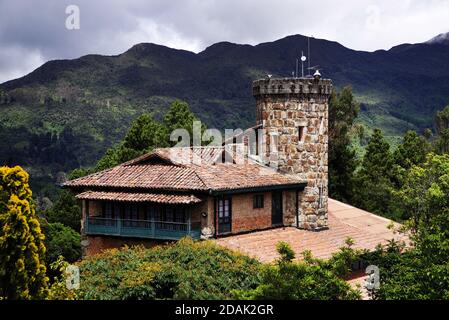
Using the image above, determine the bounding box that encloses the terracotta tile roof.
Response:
[76,191,202,204]
[216,198,410,263]
[192,162,303,191]
[124,147,226,166]
[64,163,207,191]
[64,146,306,192]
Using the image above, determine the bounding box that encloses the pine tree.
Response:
[163,100,205,146]
[354,129,394,217]
[123,113,167,151]
[328,87,360,202]
[0,166,49,299]
[393,130,429,170]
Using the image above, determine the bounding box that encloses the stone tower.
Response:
[252,76,333,230]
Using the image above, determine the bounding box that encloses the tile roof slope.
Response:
[191,162,303,191]
[76,191,202,204]
[63,163,208,191]
[63,146,306,192]
[216,198,409,263]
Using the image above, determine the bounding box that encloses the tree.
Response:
[123,113,167,151]
[163,100,206,146]
[395,153,449,245]
[94,145,142,172]
[354,129,394,217]
[233,242,360,300]
[393,130,429,170]
[41,222,81,264]
[328,87,360,202]
[434,105,449,154]
[391,130,430,192]
[93,113,166,171]
[364,153,449,299]
[92,100,204,172]
[44,189,81,232]
[0,166,48,299]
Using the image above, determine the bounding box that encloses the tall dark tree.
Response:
[44,189,82,232]
[434,106,449,154]
[354,129,394,217]
[163,100,206,146]
[93,100,202,171]
[328,87,360,202]
[393,130,430,170]
[123,113,167,151]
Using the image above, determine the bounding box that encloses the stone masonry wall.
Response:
[253,77,332,230]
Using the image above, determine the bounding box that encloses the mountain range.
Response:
[1,33,449,197]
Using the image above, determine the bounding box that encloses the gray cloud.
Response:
[1,0,449,83]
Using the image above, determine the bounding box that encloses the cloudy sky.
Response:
[1,0,448,83]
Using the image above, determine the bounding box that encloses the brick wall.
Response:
[231,192,272,233]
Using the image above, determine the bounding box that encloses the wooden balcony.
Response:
[85,217,201,240]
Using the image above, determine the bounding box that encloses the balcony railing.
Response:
[85,217,201,240]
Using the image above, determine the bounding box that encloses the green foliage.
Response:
[395,153,449,244]
[276,241,295,263]
[0,166,49,299]
[0,88,11,105]
[433,105,449,154]
[123,113,168,151]
[233,242,360,300]
[393,130,430,170]
[77,238,262,300]
[47,257,78,300]
[162,100,205,146]
[68,167,93,180]
[359,153,449,299]
[92,100,202,172]
[328,87,360,202]
[94,144,142,172]
[391,130,430,192]
[353,129,395,217]
[364,240,449,300]
[41,222,81,264]
[44,189,81,232]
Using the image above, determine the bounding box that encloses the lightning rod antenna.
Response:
[295,58,298,78]
[308,36,311,76]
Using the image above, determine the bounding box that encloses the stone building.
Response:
[64,75,333,256]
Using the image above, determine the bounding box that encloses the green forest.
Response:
[2,87,449,300]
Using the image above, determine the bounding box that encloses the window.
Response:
[104,202,113,219]
[298,126,306,142]
[217,197,231,234]
[318,185,326,209]
[253,194,264,209]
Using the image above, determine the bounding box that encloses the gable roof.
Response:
[63,146,306,193]
[64,163,207,191]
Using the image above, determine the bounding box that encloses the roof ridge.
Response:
[189,165,211,190]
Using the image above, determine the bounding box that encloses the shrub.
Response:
[42,221,81,264]
[233,242,361,300]
[77,238,262,300]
